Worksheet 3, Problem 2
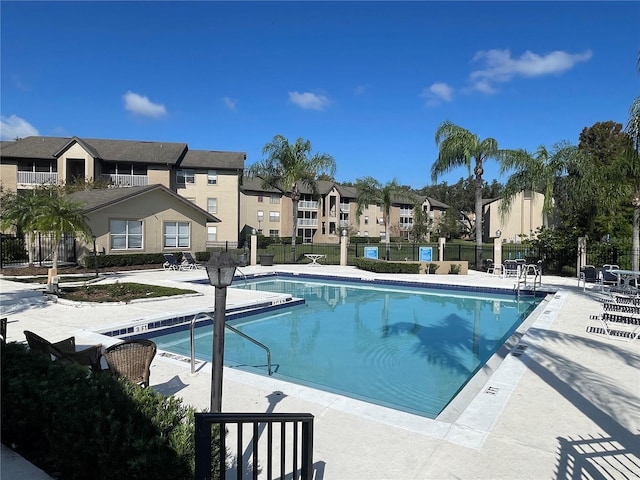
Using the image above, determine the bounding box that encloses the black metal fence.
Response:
[0,233,76,268]
[194,412,314,480]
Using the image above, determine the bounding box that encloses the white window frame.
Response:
[270,195,280,204]
[207,198,218,214]
[207,226,217,242]
[110,219,143,250]
[207,170,218,185]
[163,221,191,249]
[269,211,280,222]
[177,169,195,184]
[269,229,279,237]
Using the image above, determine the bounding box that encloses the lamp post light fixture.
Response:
[92,235,99,278]
[204,251,238,413]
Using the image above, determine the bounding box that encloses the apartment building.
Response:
[240,179,450,244]
[482,190,546,243]
[0,136,245,255]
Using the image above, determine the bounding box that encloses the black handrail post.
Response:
[194,415,213,480]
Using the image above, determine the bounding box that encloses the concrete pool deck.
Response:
[1,265,639,479]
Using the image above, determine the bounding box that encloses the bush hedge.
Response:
[1,342,222,479]
[352,257,420,274]
[349,236,381,244]
[83,252,209,269]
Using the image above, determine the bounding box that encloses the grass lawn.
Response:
[57,282,198,303]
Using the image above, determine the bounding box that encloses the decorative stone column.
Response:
[340,229,348,266]
[438,237,446,262]
[250,230,257,266]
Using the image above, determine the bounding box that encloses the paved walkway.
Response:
[1,266,639,479]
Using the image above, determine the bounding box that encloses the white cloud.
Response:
[420,82,454,106]
[223,96,237,111]
[288,91,330,110]
[470,48,592,93]
[0,115,39,140]
[123,91,167,118]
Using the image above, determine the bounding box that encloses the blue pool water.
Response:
[153,277,542,418]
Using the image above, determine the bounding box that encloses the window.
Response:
[207,226,217,242]
[269,229,279,237]
[164,222,190,248]
[110,220,143,250]
[364,216,369,225]
[207,198,218,214]
[207,170,217,185]
[257,195,263,203]
[257,210,264,221]
[177,169,195,184]
[269,211,280,222]
[270,195,280,204]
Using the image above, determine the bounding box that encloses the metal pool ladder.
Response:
[190,312,272,376]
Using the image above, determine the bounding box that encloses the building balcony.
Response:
[101,174,148,187]
[17,171,58,185]
[298,200,318,210]
[339,220,350,227]
[340,204,349,213]
[297,218,318,227]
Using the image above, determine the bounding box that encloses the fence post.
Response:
[438,237,445,261]
[577,237,587,277]
[38,233,43,267]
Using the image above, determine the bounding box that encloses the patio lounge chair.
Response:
[24,330,103,372]
[163,253,186,271]
[503,260,519,277]
[587,301,640,341]
[103,339,157,388]
[182,251,203,269]
[601,264,620,285]
[579,265,600,291]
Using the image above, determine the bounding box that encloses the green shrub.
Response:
[83,252,168,269]
[427,263,439,274]
[449,264,461,274]
[352,257,420,274]
[1,342,222,479]
[350,236,381,244]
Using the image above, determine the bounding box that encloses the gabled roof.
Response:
[180,149,245,170]
[426,196,450,209]
[1,136,190,165]
[67,184,220,222]
[240,176,284,194]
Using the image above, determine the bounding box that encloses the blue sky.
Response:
[1,1,638,188]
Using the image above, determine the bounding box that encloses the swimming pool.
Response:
[151,275,543,418]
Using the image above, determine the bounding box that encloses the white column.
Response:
[494,238,502,267]
[250,232,257,266]
[438,237,446,262]
[340,230,348,266]
[577,236,587,277]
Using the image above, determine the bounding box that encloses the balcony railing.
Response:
[297,218,318,227]
[298,200,318,210]
[101,174,148,187]
[17,171,58,185]
[195,412,314,480]
[340,204,349,213]
[339,220,350,227]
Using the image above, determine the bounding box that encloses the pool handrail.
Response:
[190,312,272,376]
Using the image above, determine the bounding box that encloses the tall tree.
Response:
[432,121,509,266]
[245,134,336,263]
[354,177,407,260]
[37,192,93,272]
[0,189,48,266]
[498,142,581,228]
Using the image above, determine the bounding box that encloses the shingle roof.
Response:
[180,150,245,169]
[1,136,190,165]
[67,184,220,222]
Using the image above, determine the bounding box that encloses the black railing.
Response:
[195,412,314,480]
[0,232,76,268]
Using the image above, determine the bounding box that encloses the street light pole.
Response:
[205,251,238,413]
[211,284,227,413]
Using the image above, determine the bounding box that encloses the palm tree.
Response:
[354,177,408,260]
[37,193,93,272]
[497,141,581,228]
[245,134,336,263]
[432,121,507,267]
[0,189,48,266]
[621,53,640,270]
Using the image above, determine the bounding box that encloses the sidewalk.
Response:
[1,266,639,479]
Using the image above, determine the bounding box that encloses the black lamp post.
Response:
[204,251,238,413]
[92,235,99,278]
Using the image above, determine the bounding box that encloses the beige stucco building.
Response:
[482,190,546,243]
[1,136,245,252]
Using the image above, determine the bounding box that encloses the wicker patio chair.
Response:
[103,339,157,388]
[24,330,103,372]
